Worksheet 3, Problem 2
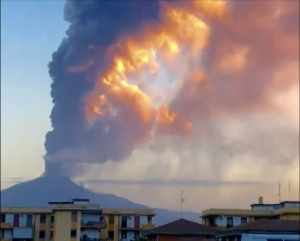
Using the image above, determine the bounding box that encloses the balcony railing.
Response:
[80,238,106,241]
[81,220,107,229]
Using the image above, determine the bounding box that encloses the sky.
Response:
[1,0,299,213]
[1,0,67,181]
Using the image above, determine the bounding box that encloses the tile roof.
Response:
[216,219,300,238]
[144,218,218,235]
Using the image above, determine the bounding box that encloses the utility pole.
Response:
[180,191,187,218]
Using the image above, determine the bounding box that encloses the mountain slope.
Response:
[0,176,201,225]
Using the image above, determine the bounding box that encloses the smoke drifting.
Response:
[44,0,299,178]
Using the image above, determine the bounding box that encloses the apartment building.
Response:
[201,197,300,230]
[101,208,155,241]
[0,199,155,241]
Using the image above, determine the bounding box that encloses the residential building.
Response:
[215,219,300,241]
[0,198,155,241]
[144,219,217,241]
[201,197,300,230]
[102,208,155,241]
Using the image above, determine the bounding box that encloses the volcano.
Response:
[0,176,200,225]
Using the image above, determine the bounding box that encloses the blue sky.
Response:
[1,1,68,187]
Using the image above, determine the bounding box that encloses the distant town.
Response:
[1,197,299,241]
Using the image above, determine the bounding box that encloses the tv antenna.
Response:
[180,191,187,218]
[288,181,293,201]
[278,182,281,203]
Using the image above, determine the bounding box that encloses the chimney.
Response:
[258,196,263,204]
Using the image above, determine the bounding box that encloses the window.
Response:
[121,232,127,239]
[71,230,77,238]
[108,231,114,240]
[241,217,247,224]
[51,215,54,223]
[0,215,5,223]
[50,231,54,239]
[71,212,77,222]
[26,215,33,227]
[109,215,114,224]
[227,217,233,227]
[39,231,46,239]
[40,214,46,223]
[121,216,127,228]
[1,230,4,239]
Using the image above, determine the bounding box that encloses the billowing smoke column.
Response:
[44,0,164,176]
[44,0,299,177]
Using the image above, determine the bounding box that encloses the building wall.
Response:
[53,211,71,241]
[252,205,277,211]
[1,207,155,241]
[280,214,300,220]
[283,203,300,208]
[203,216,249,228]
[100,214,153,241]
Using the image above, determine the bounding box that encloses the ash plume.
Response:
[44,0,163,176]
[44,0,299,179]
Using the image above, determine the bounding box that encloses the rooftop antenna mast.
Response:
[278,182,281,203]
[288,181,292,201]
[180,191,187,218]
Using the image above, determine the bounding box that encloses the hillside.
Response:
[0,176,200,225]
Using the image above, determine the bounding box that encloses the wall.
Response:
[209,216,248,227]
[280,214,300,220]
[81,213,100,223]
[283,203,300,208]
[252,205,276,211]
[81,229,100,240]
[53,211,71,241]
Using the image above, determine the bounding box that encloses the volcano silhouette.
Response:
[1,176,200,225]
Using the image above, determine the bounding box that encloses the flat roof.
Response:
[250,204,278,207]
[0,206,155,216]
[215,219,300,238]
[201,208,273,218]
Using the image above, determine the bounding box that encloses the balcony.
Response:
[81,220,107,229]
[0,222,11,229]
[81,238,106,241]
[141,224,154,230]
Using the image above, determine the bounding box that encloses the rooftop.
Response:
[1,204,155,216]
[145,218,217,236]
[216,219,300,238]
